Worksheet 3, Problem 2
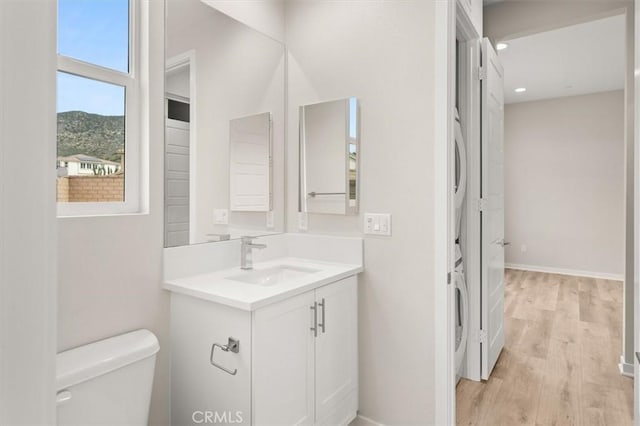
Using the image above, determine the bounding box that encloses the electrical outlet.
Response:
[298,212,308,231]
[364,213,392,236]
[214,209,229,225]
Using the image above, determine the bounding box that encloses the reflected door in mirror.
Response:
[229,112,272,212]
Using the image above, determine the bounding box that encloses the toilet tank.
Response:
[56,329,160,426]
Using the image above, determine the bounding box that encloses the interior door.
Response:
[314,277,358,423]
[229,112,272,212]
[480,38,505,380]
[165,117,190,247]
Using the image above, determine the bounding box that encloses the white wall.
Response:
[167,0,286,242]
[285,2,437,423]
[166,67,190,99]
[0,1,57,424]
[57,2,170,425]
[484,1,632,43]
[202,0,285,42]
[504,91,625,277]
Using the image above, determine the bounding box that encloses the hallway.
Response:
[457,269,633,425]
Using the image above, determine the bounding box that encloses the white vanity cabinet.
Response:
[170,275,358,426]
[313,279,358,424]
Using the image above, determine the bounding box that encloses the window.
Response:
[57,0,140,215]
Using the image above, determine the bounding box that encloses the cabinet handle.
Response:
[310,302,318,337]
[318,298,326,334]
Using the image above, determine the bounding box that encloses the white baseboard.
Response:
[505,263,624,281]
[350,414,385,426]
[619,355,634,378]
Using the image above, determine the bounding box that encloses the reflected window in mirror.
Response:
[168,99,190,122]
[299,97,360,215]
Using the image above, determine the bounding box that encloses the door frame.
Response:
[436,3,639,425]
[433,0,456,424]
[634,1,640,421]
[434,1,482,424]
[457,12,482,383]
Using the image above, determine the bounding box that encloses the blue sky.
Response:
[349,97,358,154]
[57,0,129,116]
[349,97,357,139]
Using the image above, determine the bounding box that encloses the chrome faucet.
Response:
[240,236,266,270]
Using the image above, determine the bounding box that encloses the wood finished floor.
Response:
[456,269,633,426]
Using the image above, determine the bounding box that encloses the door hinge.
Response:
[478,329,488,344]
[478,66,487,81]
[475,198,488,212]
[447,272,452,285]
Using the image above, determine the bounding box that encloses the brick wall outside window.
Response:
[57,175,124,202]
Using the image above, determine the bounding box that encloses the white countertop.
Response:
[163,257,363,311]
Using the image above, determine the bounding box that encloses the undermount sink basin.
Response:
[227,265,320,286]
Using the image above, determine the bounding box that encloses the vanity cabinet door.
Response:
[314,277,358,423]
[170,294,252,426]
[252,291,316,426]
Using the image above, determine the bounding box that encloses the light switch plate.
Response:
[364,213,392,236]
[298,212,308,231]
[266,211,275,229]
[214,209,229,225]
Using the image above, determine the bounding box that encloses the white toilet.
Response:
[56,329,160,426]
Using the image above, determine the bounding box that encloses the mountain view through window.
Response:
[56,0,129,203]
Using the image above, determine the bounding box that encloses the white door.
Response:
[252,291,315,426]
[165,118,190,247]
[314,277,358,423]
[229,112,272,212]
[480,38,505,380]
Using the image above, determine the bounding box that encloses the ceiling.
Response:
[498,14,625,104]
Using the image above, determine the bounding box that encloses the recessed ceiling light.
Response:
[496,42,509,51]
[515,87,527,93]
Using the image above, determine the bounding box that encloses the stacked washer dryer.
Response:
[454,108,469,381]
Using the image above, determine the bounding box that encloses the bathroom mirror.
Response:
[165,0,285,247]
[299,97,360,215]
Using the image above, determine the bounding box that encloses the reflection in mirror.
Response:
[165,0,285,247]
[229,113,272,212]
[299,97,359,215]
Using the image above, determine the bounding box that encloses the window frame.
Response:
[56,0,141,216]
